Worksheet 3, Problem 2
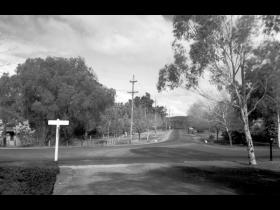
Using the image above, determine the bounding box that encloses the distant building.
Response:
[0,120,32,147]
[188,127,197,134]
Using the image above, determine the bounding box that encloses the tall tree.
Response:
[5,56,115,145]
[0,73,22,146]
[187,101,212,132]
[246,40,280,147]
[134,106,147,140]
[209,98,243,146]
[157,15,267,165]
[262,15,280,35]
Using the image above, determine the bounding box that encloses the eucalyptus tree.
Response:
[246,40,280,147]
[0,73,22,146]
[262,15,280,35]
[187,101,212,132]
[12,56,115,144]
[157,15,267,165]
[209,98,243,146]
[133,106,147,140]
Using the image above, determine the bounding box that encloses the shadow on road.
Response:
[147,165,280,195]
[84,165,280,195]
[130,147,243,161]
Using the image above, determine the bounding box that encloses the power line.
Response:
[127,74,138,143]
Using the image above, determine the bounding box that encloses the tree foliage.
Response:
[0,57,115,145]
[98,92,168,140]
[157,15,266,165]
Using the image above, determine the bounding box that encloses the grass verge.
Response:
[0,161,59,195]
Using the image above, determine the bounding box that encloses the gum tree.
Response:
[157,15,267,165]
[247,40,280,147]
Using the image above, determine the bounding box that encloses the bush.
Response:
[222,131,247,145]
[208,134,215,141]
[0,161,59,195]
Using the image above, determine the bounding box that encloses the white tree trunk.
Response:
[241,108,257,165]
[225,127,232,146]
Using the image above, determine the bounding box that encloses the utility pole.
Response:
[169,108,171,130]
[128,74,138,144]
[154,97,157,134]
[165,106,167,130]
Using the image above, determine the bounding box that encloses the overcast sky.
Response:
[0,15,215,116]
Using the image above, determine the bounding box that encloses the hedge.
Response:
[0,161,59,195]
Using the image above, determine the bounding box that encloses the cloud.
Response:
[0,15,217,116]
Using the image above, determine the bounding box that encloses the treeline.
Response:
[186,39,280,147]
[97,92,168,141]
[0,56,168,146]
[156,15,280,165]
[0,57,115,145]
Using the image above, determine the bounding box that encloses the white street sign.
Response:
[48,120,69,126]
[48,119,69,162]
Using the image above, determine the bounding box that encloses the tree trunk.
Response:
[241,108,257,165]
[84,131,88,147]
[225,127,232,146]
[138,132,141,140]
[107,126,110,139]
[277,110,280,148]
[2,123,7,147]
[147,128,150,141]
[216,129,219,141]
[41,124,48,145]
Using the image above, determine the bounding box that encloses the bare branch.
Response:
[248,79,268,116]
[245,81,259,103]
[266,93,280,105]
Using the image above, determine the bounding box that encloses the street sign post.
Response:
[48,119,69,162]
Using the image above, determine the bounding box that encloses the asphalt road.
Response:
[51,130,280,194]
[0,129,279,165]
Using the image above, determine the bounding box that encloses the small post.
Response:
[270,138,273,161]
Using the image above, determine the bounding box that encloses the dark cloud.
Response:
[0,15,89,43]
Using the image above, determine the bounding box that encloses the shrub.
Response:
[208,134,215,141]
[0,161,59,195]
[222,131,247,145]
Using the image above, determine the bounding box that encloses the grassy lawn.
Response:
[0,161,59,195]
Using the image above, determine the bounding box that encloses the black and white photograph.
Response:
[0,15,280,195]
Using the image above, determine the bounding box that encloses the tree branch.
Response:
[248,79,268,116]
[266,93,279,104]
[245,81,259,103]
